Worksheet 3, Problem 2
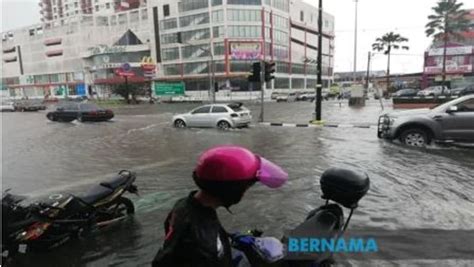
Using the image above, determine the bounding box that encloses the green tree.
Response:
[372,32,409,94]
[112,83,147,104]
[426,0,470,92]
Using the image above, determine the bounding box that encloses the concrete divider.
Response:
[259,122,377,129]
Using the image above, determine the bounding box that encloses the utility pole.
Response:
[366,51,371,90]
[260,60,265,122]
[315,0,323,122]
[353,0,359,83]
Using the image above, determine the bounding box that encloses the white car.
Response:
[1,101,15,112]
[172,102,252,130]
[276,92,297,102]
[417,86,450,97]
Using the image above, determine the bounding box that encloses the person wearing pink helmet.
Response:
[152,145,288,267]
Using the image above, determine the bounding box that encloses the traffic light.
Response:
[248,62,261,82]
[264,61,276,82]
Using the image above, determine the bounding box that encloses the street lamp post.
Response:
[353,0,359,83]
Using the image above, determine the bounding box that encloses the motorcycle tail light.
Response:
[21,222,51,241]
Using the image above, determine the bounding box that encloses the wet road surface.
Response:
[1,100,473,266]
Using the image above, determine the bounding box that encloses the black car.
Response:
[459,85,474,97]
[46,103,114,122]
[393,88,418,97]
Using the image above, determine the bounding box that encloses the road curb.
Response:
[259,122,377,129]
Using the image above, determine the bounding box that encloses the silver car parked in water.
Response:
[172,102,252,130]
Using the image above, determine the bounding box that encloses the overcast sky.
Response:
[2,0,474,74]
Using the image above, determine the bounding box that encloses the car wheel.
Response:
[217,120,231,130]
[46,113,57,121]
[174,119,186,128]
[77,114,84,122]
[400,128,430,147]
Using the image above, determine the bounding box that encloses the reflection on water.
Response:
[2,100,473,266]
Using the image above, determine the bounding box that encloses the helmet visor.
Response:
[256,157,288,188]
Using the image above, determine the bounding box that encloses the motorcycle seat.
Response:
[79,185,113,205]
[99,174,129,190]
[290,204,344,238]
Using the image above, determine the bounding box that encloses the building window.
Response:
[273,0,289,12]
[162,47,180,61]
[213,26,224,38]
[300,11,304,22]
[227,0,261,5]
[130,11,139,23]
[212,0,222,6]
[163,65,181,76]
[214,42,225,55]
[212,10,223,23]
[74,2,78,8]
[75,10,79,14]
[142,8,148,20]
[106,3,110,9]
[95,5,99,12]
[118,13,127,24]
[163,4,170,17]
[160,18,177,30]
[228,9,261,22]
[181,44,210,58]
[161,33,178,44]
[180,28,210,43]
[228,26,261,38]
[110,16,117,25]
[178,0,208,12]
[65,4,68,10]
[179,12,209,28]
[184,62,209,75]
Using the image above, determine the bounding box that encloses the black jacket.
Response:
[152,191,233,267]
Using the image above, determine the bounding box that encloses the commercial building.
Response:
[422,9,474,89]
[1,0,335,99]
[150,0,335,95]
[2,7,152,99]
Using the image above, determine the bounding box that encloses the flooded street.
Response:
[2,100,474,266]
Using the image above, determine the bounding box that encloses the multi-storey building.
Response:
[2,7,151,98]
[150,0,335,93]
[1,0,335,99]
[39,0,146,26]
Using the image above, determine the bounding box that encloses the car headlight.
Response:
[388,117,397,125]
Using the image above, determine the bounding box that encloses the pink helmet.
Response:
[194,145,288,188]
[193,146,288,207]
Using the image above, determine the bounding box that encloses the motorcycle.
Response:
[231,168,370,267]
[1,170,138,260]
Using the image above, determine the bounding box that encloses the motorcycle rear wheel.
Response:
[96,197,134,227]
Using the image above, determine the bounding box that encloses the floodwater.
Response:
[1,100,473,266]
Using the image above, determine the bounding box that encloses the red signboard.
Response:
[115,68,135,77]
[424,65,473,74]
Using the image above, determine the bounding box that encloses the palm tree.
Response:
[372,32,409,95]
[426,0,470,92]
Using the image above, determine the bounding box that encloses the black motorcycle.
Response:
[1,170,138,259]
[232,168,370,267]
